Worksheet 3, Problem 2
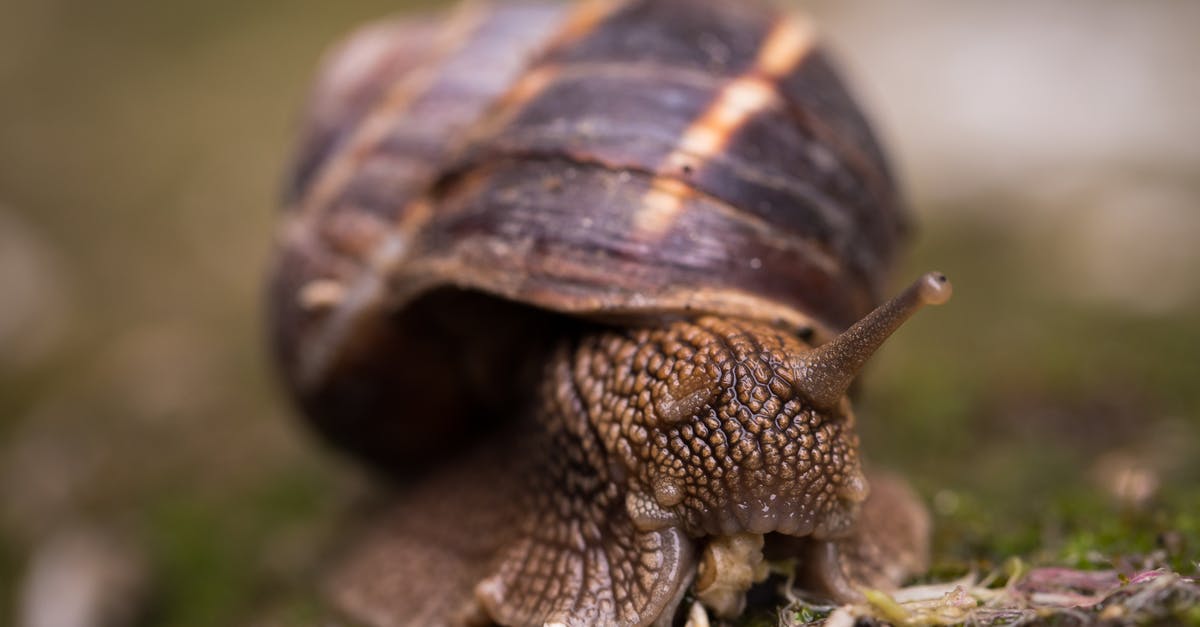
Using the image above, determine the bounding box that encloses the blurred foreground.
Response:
[1,0,1197,624]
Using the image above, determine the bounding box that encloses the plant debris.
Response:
[777,563,1200,626]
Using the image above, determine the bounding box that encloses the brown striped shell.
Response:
[269,0,906,472]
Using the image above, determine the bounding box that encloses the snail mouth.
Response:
[709,497,820,537]
[690,486,862,539]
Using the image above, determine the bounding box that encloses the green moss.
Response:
[142,467,337,627]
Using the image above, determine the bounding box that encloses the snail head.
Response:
[629,273,952,540]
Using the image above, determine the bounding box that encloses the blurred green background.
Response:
[1,0,1197,625]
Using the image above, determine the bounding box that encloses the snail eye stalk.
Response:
[792,272,952,410]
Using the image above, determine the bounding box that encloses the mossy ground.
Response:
[1,1,1197,625]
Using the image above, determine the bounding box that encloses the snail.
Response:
[268,0,950,625]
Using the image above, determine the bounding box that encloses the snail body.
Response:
[269,1,947,625]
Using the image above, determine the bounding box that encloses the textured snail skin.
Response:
[782,471,932,603]
[479,317,867,625]
[563,317,867,540]
[328,316,930,626]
